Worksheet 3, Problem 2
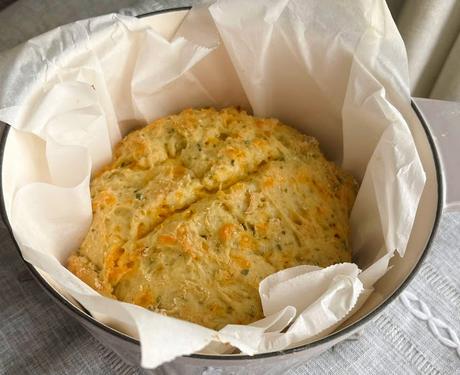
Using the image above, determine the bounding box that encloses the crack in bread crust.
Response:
[67,107,358,330]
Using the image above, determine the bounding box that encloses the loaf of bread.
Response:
[67,107,357,330]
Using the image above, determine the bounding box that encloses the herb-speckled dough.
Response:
[67,107,357,330]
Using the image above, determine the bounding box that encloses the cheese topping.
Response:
[67,107,357,330]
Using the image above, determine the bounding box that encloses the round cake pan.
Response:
[1,7,457,375]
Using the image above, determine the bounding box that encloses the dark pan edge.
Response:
[0,5,444,361]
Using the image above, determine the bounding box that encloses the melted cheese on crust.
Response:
[67,107,357,330]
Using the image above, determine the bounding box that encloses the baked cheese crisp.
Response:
[67,107,358,330]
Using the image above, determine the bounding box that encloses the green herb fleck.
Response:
[241,269,249,276]
[276,244,282,251]
[231,159,235,166]
[135,192,144,200]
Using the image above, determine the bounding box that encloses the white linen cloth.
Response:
[0,1,458,374]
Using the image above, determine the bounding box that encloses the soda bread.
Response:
[67,107,357,330]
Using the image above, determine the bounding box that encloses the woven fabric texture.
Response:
[0,1,459,374]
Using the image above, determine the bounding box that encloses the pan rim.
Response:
[0,5,443,362]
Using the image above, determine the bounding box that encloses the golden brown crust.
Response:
[67,107,358,330]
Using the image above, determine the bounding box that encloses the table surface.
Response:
[0,1,459,374]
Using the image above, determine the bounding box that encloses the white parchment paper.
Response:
[0,0,426,369]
